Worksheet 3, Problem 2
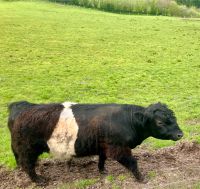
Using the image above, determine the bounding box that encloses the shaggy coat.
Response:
[8,101,183,182]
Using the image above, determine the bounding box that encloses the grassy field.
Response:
[0,0,199,168]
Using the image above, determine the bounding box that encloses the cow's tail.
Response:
[8,101,36,131]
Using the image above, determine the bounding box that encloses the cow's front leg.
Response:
[117,155,144,182]
[106,145,144,182]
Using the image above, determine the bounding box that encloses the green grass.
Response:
[117,174,127,182]
[147,170,157,180]
[106,175,115,183]
[0,0,200,168]
[194,182,200,189]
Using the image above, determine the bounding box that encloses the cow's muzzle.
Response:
[172,131,184,141]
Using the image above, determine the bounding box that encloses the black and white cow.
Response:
[8,101,183,182]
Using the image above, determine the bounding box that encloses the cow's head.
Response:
[144,102,183,141]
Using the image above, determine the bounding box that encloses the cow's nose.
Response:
[177,132,183,139]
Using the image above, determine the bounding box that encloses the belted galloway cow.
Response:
[8,101,183,182]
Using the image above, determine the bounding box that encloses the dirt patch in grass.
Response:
[185,118,200,126]
[0,141,200,189]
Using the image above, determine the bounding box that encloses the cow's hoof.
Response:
[32,175,47,184]
[134,172,148,183]
[138,178,148,184]
[136,175,148,184]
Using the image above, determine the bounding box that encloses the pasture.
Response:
[0,0,200,188]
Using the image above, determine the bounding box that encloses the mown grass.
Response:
[0,0,199,168]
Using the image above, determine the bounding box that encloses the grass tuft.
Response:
[117,174,127,182]
[147,170,157,179]
[106,175,115,183]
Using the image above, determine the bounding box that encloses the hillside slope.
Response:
[0,1,199,169]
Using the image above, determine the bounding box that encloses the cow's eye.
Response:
[156,120,164,126]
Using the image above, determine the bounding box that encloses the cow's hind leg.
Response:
[20,151,40,182]
[19,140,49,183]
[19,146,45,183]
[106,145,144,182]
